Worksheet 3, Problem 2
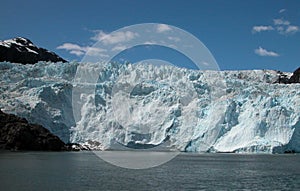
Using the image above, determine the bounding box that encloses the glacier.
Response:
[0,61,299,153]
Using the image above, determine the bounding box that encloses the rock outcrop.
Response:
[289,67,300,83]
[0,37,66,64]
[0,110,66,151]
[275,67,300,84]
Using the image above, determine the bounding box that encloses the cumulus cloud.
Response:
[156,24,172,33]
[57,43,85,56]
[57,29,141,57]
[252,26,274,33]
[69,50,84,56]
[273,18,300,35]
[57,43,82,51]
[274,25,300,35]
[284,25,300,34]
[254,47,279,57]
[57,43,107,57]
[91,30,138,45]
[252,17,299,35]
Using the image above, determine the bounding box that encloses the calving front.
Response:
[0,61,299,153]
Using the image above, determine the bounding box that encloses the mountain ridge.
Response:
[0,37,67,64]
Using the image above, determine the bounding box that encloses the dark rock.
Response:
[0,110,65,151]
[275,70,290,84]
[274,68,300,84]
[284,150,295,154]
[289,67,300,83]
[0,37,67,64]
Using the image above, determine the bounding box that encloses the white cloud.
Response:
[57,43,82,51]
[252,25,274,33]
[91,30,106,41]
[70,50,84,56]
[273,18,290,26]
[252,17,299,35]
[286,25,300,34]
[276,25,300,35]
[156,24,172,33]
[273,18,300,35]
[111,45,127,51]
[57,43,107,57]
[58,29,140,57]
[254,47,279,57]
[85,47,108,57]
[279,9,286,13]
[91,30,138,45]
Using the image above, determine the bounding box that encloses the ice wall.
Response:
[0,61,299,153]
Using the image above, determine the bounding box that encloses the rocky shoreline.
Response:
[0,109,104,151]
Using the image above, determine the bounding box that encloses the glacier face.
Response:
[0,61,299,153]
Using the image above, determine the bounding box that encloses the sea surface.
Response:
[0,151,299,191]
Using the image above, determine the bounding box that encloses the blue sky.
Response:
[1,0,300,72]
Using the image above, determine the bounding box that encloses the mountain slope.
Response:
[0,37,66,64]
[0,110,65,151]
[289,67,300,83]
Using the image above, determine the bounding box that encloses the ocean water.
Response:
[0,152,299,191]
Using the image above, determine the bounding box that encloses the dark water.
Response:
[0,152,299,191]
